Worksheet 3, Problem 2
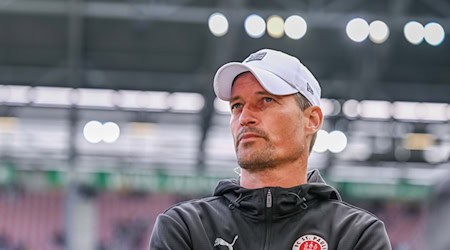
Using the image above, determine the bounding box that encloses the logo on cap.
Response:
[245,52,267,62]
[292,234,328,250]
[306,82,314,95]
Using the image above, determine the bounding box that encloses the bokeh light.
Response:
[346,18,369,42]
[369,20,389,44]
[313,130,329,153]
[208,13,229,37]
[328,130,348,153]
[83,120,103,143]
[424,22,445,46]
[245,14,266,38]
[404,21,424,45]
[102,122,120,143]
[284,15,307,40]
[267,15,285,38]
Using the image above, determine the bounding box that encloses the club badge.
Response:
[292,234,328,250]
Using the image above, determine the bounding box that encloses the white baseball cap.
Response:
[213,48,321,107]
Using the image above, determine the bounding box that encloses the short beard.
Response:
[236,142,277,172]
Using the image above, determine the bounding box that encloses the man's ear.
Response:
[304,106,323,135]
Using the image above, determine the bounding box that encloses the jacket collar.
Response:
[213,169,341,221]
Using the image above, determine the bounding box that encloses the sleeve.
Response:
[149,212,192,250]
[353,220,392,250]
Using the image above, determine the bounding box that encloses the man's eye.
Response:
[231,103,242,110]
[263,97,273,103]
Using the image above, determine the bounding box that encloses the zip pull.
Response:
[266,189,272,208]
[300,197,308,210]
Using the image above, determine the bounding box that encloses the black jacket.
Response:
[150,169,391,249]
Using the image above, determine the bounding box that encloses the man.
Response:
[150,49,391,249]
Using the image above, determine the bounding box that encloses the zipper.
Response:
[266,189,272,208]
[263,188,273,250]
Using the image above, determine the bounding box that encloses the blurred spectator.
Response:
[0,233,11,250]
[425,174,450,249]
[109,218,148,250]
[0,233,26,250]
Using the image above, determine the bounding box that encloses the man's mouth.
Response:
[239,133,261,142]
[237,130,266,146]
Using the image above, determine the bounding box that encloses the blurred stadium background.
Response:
[0,0,449,249]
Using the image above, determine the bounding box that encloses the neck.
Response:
[239,161,308,189]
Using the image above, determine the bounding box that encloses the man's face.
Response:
[229,72,308,171]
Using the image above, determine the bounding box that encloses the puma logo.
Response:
[214,235,238,250]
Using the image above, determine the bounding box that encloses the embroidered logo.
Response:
[214,235,238,250]
[306,82,314,95]
[245,52,267,62]
[292,234,328,250]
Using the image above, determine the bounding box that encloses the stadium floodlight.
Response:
[2,85,30,104]
[320,98,341,117]
[393,101,419,121]
[416,102,448,121]
[208,13,229,37]
[169,92,205,113]
[0,85,8,102]
[346,18,369,42]
[342,99,360,118]
[33,86,73,107]
[267,15,284,38]
[404,21,424,45]
[245,14,266,38]
[284,15,307,40]
[313,130,329,153]
[424,22,445,46]
[328,131,348,153]
[83,121,103,144]
[369,20,389,44]
[359,100,391,119]
[102,122,121,143]
[77,88,115,108]
[83,121,121,143]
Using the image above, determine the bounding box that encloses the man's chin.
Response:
[237,156,275,172]
[236,140,264,152]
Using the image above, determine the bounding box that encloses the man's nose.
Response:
[239,105,257,126]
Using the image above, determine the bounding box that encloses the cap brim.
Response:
[213,62,298,101]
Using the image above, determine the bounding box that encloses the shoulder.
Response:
[313,200,391,248]
[324,200,390,243]
[151,196,232,249]
[327,199,383,225]
[162,195,228,220]
[308,198,386,233]
[151,198,225,249]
